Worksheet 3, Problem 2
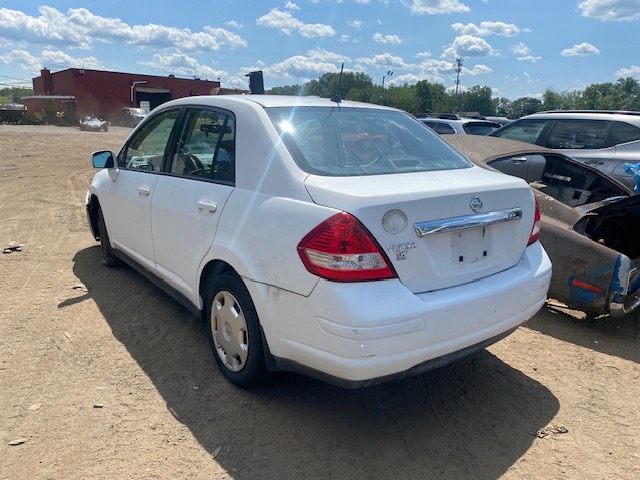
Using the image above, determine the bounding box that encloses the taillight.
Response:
[527,193,541,246]
[297,212,397,282]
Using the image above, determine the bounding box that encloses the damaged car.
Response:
[79,115,109,132]
[444,134,640,319]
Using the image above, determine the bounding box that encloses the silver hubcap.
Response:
[210,290,248,372]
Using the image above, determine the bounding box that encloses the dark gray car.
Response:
[490,110,640,189]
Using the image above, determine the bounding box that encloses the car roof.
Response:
[442,135,553,164]
[158,94,400,111]
[520,110,640,124]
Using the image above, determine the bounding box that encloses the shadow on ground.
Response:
[69,246,560,480]
[525,302,640,364]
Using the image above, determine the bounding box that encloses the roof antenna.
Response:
[330,63,344,104]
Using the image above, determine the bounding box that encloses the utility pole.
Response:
[380,70,393,103]
[454,58,463,114]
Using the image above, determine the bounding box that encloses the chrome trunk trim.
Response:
[414,208,523,237]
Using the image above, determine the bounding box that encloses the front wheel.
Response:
[204,272,271,388]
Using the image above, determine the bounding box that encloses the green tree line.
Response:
[268,73,640,119]
[0,87,33,105]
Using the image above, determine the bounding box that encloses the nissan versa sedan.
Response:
[445,135,640,318]
[86,95,551,388]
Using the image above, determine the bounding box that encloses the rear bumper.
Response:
[248,242,552,386]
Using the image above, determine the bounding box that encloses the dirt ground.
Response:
[0,124,638,480]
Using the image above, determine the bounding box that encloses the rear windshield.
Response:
[266,107,471,176]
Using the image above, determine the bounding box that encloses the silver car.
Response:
[420,116,502,135]
[490,110,640,189]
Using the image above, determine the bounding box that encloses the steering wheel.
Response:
[183,153,204,176]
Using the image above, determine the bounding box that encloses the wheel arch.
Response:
[198,259,279,373]
[86,193,101,240]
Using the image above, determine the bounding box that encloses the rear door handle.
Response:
[138,186,150,196]
[197,200,217,213]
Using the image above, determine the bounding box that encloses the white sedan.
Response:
[86,95,552,388]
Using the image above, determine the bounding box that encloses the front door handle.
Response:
[197,200,217,213]
[138,186,150,196]
[510,156,527,164]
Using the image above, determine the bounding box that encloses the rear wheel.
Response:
[97,207,119,267]
[204,272,270,388]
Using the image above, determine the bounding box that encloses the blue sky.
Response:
[1,0,639,100]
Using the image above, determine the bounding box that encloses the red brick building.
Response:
[23,68,221,123]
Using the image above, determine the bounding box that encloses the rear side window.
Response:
[266,107,471,176]
[464,122,500,135]
[611,121,640,144]
[432,122,456,134]
[493,119,547,144]
[545,120,609,150]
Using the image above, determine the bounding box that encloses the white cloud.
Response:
[410,0,471,14]
[307,48,351,64]
[263,55,341,79]
[285,2,301,10]
[511,42,540,61]
[256,8,336,38]
[373,32,402,44]
[226,20,243,29]
[249,48,350,84]
[452,21,520,37]
[416,51,434,59]
[578,0,640,21]
[355,53,409,69]
[464,63,493,75]
[348,20,363,29]
[0,48,104,75]
[442,35,498,58]
[139,53,226,80]
[561,42,600,56]
[616,65,640,78]
[511,42,529,55]
[0,6,248,52]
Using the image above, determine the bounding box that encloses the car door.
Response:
[488,153,547,183]
[105,109,180,270]
[151,107,235,303]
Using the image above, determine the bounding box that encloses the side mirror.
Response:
[92,150,115,169]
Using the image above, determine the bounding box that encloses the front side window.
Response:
[170,108,235,184]
[118,109,179,170]
[493,119,547,144]
[546,120,609,150]
[266,107,471,176]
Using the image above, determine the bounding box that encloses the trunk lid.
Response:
[304,165,537,293]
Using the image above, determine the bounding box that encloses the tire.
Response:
[204,272,271,388]
[97,207,119,267]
